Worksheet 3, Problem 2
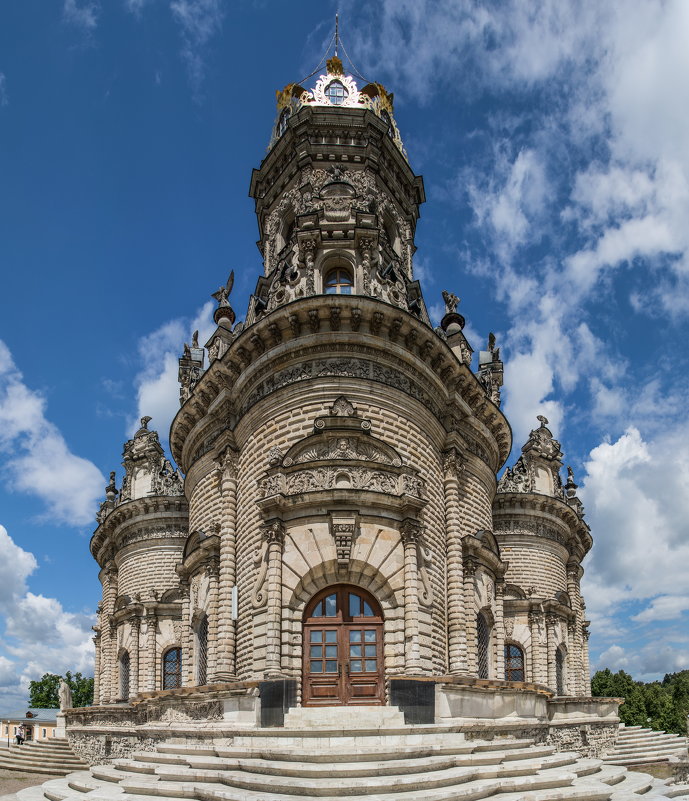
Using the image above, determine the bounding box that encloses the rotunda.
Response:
[86,51,599,731]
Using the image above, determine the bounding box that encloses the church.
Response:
[89,51,595,717]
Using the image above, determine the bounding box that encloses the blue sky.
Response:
[0,0,688,707]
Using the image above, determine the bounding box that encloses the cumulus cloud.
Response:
[580,424,689,652]
[63,0,100,31]
[0,341,104,526]
[133,302,214,440]
[0,525,95,707]
[170,0,224,96]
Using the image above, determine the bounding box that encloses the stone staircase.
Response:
[0,738,88,776]
[11,716,689,801]
[603,724,689,767]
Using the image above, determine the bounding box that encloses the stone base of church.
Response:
[64,679,622,766]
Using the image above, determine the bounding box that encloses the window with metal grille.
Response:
[119,651,130,700]
[325,80,347,105]
[555,647,565,695]
[197,615,208,686]
[504,644,525,681]
[162,647,182,690]
[477,612,491,679]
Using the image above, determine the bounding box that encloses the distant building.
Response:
[1,709,59,742]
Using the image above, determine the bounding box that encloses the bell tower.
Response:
[247,55,427,324]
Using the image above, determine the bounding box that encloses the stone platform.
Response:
[12,708,689,801]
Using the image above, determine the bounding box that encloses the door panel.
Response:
[302,585,384,706]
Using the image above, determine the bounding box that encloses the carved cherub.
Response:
[212,271,235,307]
[442,290,460,314]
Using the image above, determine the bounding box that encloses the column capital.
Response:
[262,518,285,547]
[400,518,422,545]
[442,447,464,480]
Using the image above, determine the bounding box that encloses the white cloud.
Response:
[0,341,104,526]
[581,424,689,628]
[0,73,8,107]
[63,0,100,31]
[125,0,151,14]
[633,596,689,624]
[133,302,214,440]
[169,0,224,95]
[0,525,95,707]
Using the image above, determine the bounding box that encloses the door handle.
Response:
[338,664,342,677]
[345,663,350,675]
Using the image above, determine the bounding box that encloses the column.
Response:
[442,448,466,673]
[92,630,101,704]
[207,557,220,682]
[463,556,478,675]
[582,622,591,694]
[400,519,423,672]
[494,579,506,680]
[566,561,584,694]
[100,565,118,703]
[216,448,239,680]
[528,608,547,685]
[145,612,157,691]
[179,579,194,685]
[546,613,558,692]
[130,618,140,697]
[263,519,285,675]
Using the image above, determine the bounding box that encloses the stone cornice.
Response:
[492,491,592,558]
[90,495,189,568]
[170,296,510,473]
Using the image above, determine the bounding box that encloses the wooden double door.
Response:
[302,585,384,706]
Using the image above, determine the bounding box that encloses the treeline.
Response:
[28,671,93,708]
[592,668,689,735]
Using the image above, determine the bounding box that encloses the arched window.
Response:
[196,615,208,686]
[162,647,182,690]
[504,644,525,682]
[119,651,130,701]
[555,647,565,695]
[477,612,491,679]
[324,267,353,295]
[325,80,347,105]
[277,108,291,137]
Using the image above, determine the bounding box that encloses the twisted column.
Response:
[216,448,239,680]
[263,520,285,675]
[100,564,118,703]
[442,448,466,673]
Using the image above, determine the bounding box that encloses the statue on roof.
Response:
[212,271,235,308]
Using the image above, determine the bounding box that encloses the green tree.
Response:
[28,671,94,708]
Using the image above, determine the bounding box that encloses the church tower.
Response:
[89,41,594,723]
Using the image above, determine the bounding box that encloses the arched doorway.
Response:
[302,585,384,706]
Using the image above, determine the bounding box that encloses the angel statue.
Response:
[442,290,460,315]
[212,271,235,308]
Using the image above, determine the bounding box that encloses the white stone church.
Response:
[33,48,688,801]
